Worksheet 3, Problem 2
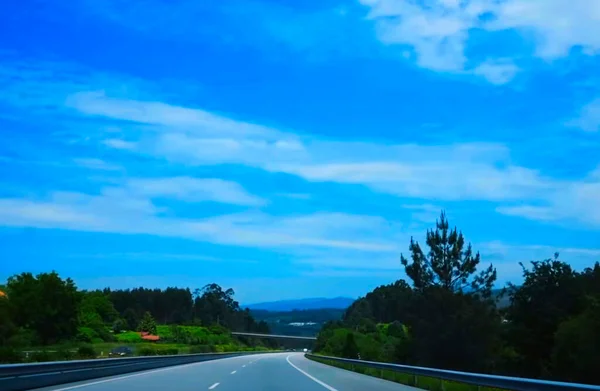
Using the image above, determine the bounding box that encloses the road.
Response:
[31,353,419,391]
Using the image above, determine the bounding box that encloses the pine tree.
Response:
[138,311,157,334]
[401,211,496,298]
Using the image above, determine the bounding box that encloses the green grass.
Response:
[308,356,506,391]
[115,331,144,343]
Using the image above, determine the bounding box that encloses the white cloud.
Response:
[360,0,486,71]
[479,241,600,282]
[496,174,600,226]
[81,93,599,227]
[67,91,282,139]
[489,0,600,59]
[0,192,397,253]
[566,98,600,132]
[73,158,122,171]
[124,177,266,206]
[359,0,600,82]
[472,59,520,85]
[102,138,138,150]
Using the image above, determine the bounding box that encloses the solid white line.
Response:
[46,355,267,391]
[231,370,237,374]
[208,382,220,389]
[286,355,338,391]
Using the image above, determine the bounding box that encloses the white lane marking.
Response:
[231,370,237,374]
[286,355,338,391]
[209,382,220,389]
[46,354,271,391]
[242,364,246,367]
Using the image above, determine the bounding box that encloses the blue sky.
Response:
[1,0,599,303]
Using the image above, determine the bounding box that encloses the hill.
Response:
[244,297,354,311]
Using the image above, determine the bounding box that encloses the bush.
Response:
[116,331,143,343]
[189,345,214,354]
[76,327,97,343]
[7,328,40,347]
[137,347,157,356]
[157,348,178,355]
[77,345,96,359]
[28,351,53,362]
[56,349,75,361]
[0,347,22,363]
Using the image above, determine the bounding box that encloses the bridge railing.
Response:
[306,353,600,391]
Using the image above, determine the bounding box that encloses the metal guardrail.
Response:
[0,351,270,391]
[306,354,600,391]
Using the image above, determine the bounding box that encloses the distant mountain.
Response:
[244,297,355,311]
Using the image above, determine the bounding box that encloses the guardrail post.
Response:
[413,374,418,387]
[440,378,445,391]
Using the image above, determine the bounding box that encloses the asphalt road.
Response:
[31,353,419,391]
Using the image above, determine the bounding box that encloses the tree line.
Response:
[315,212,600,385]
[0,275,270,348]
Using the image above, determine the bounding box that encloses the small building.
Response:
[140,331,160,342]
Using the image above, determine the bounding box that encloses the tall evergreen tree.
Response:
[401,211,496,298]
[138,311,157,334]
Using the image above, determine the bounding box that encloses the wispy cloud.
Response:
[1,56,598,228]
[472,59,520,85]
[566,98,600,132]
[359,0,600,82]
[0,189,397,252]
[73,158,122,171]
[102,139,137,150]
[124,177,267,207]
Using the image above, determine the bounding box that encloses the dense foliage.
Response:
[0,274,274,362]
[315,212,600,385]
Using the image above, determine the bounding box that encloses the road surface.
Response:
[31,353,419,391]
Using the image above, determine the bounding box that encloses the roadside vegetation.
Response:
[0,276,277,363]
[312,212,600,386]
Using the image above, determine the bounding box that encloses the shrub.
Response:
[189,345,212,354]
[0,347,22,363]
[157,348,178,355]
[29,351,52,362]
[7,328,40,347]
[77,345,96,359]
[57,349,75,361]
[137,347,157,356]
[76,327,97,343]
[116,331,143,343]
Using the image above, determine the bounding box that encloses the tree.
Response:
[138,311,157,334]
[399,212,500,372]
[0,290,15,345]
[6,272,80,344]
[505,254,585,378]
[123,308,139,331]
[401,211,496,299]
[341,332,359,359]
[112,319,127,334]
[551,296,600,384]
[79,291,119,323]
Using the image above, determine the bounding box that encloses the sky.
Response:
[0,0,599,303]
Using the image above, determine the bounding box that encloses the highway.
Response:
[30,353,418,391]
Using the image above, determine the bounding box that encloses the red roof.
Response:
[139,332,160,341]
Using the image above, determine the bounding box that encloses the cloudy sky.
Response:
[1,0,599,303]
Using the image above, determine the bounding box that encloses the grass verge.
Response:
[307,355,506,391]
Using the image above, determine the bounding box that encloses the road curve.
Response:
[30,353,419,391]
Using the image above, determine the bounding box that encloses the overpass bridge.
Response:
[231,331,317,340]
